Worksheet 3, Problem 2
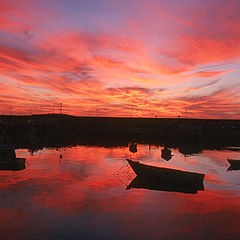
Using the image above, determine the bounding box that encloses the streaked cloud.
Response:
[0,0,239,118]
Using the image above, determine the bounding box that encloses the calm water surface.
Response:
[1,144,240,240]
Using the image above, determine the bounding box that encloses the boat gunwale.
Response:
[126,158,204,177]
[227,158,240,165]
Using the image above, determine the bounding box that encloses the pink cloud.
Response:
[0,0,239,118]
[158,1,240,66]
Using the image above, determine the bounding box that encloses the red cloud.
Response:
[158,1,240,66]
[0,0,239,118]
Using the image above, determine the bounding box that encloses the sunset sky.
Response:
[0,0,240,118]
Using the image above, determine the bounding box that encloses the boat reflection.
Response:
[227,165,240,171]
[127,176,204,194]
[225,147,240,152]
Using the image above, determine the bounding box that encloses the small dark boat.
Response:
[0,145,26,171]
[129,142,137,153]
[127,176,204,194]
[161,147,172,161]
[227,158,240,165]
[126,159,204,186]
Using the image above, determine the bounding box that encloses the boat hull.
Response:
[227,158,240,166]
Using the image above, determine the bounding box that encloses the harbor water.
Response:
[0,144,240,240]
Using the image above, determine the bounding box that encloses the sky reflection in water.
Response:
[0,145,240,240]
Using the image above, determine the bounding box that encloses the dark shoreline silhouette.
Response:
[0,114,239,154]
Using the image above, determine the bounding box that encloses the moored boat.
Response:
[161,147,172,161]
[126,159,204,186]
[227,158,240,166]
[129,142,137,153]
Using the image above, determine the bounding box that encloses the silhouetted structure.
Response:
[129,142,137,153]
[178,145,203,155]
[161,147,172,161]
[126,176,204,194]
[0,145,26,171]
